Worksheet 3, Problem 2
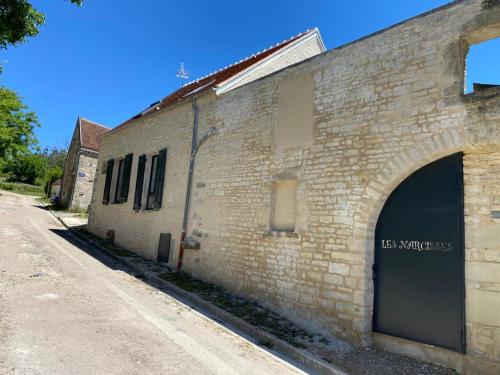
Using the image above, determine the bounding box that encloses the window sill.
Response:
[263,230,299,239]
[131,207,160,213]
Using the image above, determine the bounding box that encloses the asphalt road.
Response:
[0,191,304,375]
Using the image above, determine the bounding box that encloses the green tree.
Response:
[43,146,66,193]
[3,152,47,184]
[0,86,39,159]
[46,146,66,169]
[0,0,83,49]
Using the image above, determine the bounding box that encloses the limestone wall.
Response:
[88,0,500,370]
[88,101,193,260]
[71,151,99,210]
[464,149,500,366]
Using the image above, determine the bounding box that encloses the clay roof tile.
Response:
[79,118,111,152]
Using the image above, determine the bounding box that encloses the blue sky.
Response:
[1,0,499,149]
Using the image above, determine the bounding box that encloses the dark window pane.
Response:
[147,155,158,209]
[120,153,133,202]
[133,155,147,210]
[114,159,125,203]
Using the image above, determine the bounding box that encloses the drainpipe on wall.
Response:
[176,97,217,272]
[176,97,199,272]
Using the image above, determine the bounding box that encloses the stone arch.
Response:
[348,127,470,344]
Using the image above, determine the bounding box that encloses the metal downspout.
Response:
[176,97,199,271]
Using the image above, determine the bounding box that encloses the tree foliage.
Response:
[2,146,67,187]
[3,152,47,184]
[44,146,66,190]
[46,146,66,169]
[0,0,83,49]
[0,86,39,159]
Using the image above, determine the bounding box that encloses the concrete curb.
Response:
[42,202,347,375]
[39,199,70,229]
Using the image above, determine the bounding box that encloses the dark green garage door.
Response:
[373,153,465,353]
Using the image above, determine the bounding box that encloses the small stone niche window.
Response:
[271,180,298,232]
[464,36,500,94]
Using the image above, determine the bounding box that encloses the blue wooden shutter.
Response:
[102,159,114,205]
[133,155,146,210]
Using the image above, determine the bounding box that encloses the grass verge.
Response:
[0,181,45,197]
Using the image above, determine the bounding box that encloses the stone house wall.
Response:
[60,125,80,207]
[89,0,500,371]
[60,128,100,210]
[464,149,500,368]
[71,151,99,210]
[89,102,193,260]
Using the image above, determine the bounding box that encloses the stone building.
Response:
[88,2,500,373]
[60,117,110,209]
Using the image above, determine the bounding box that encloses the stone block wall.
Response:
[88,0,500,371]
[71,151,99,210]
[88,101,193,260]
[464,149,500,366]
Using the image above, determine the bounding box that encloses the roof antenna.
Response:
[176,62,189,86]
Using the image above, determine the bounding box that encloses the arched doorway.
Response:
[373,153,465,353]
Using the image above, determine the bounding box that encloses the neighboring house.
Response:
[49,179,62,199]
[60,118,110,210]
[89,3,500,373]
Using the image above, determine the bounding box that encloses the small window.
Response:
[146,148,167,210]
[271,180,297,232]
[146,155,159,209]
[133,155,147,211]
[114,153,133,203]
[114,159,125,203]
[465,37,500,94]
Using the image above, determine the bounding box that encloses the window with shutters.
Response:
[114,153,133,203]
[133,155,147,211]
[114,159,125,203]
[146,155,158,209]
[102,159,114,205]
[271,180,297,232]
[146,148,167,210]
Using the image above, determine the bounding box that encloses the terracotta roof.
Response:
[118,29,321,128]
[79,118,111,152]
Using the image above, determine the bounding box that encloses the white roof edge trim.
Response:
[215,30,326,95]
[79,146,100,154]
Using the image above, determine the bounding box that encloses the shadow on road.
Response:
[46,227,317,374]
[33,204,49,211]
[49,229,146,277]
[47,228,313,371]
